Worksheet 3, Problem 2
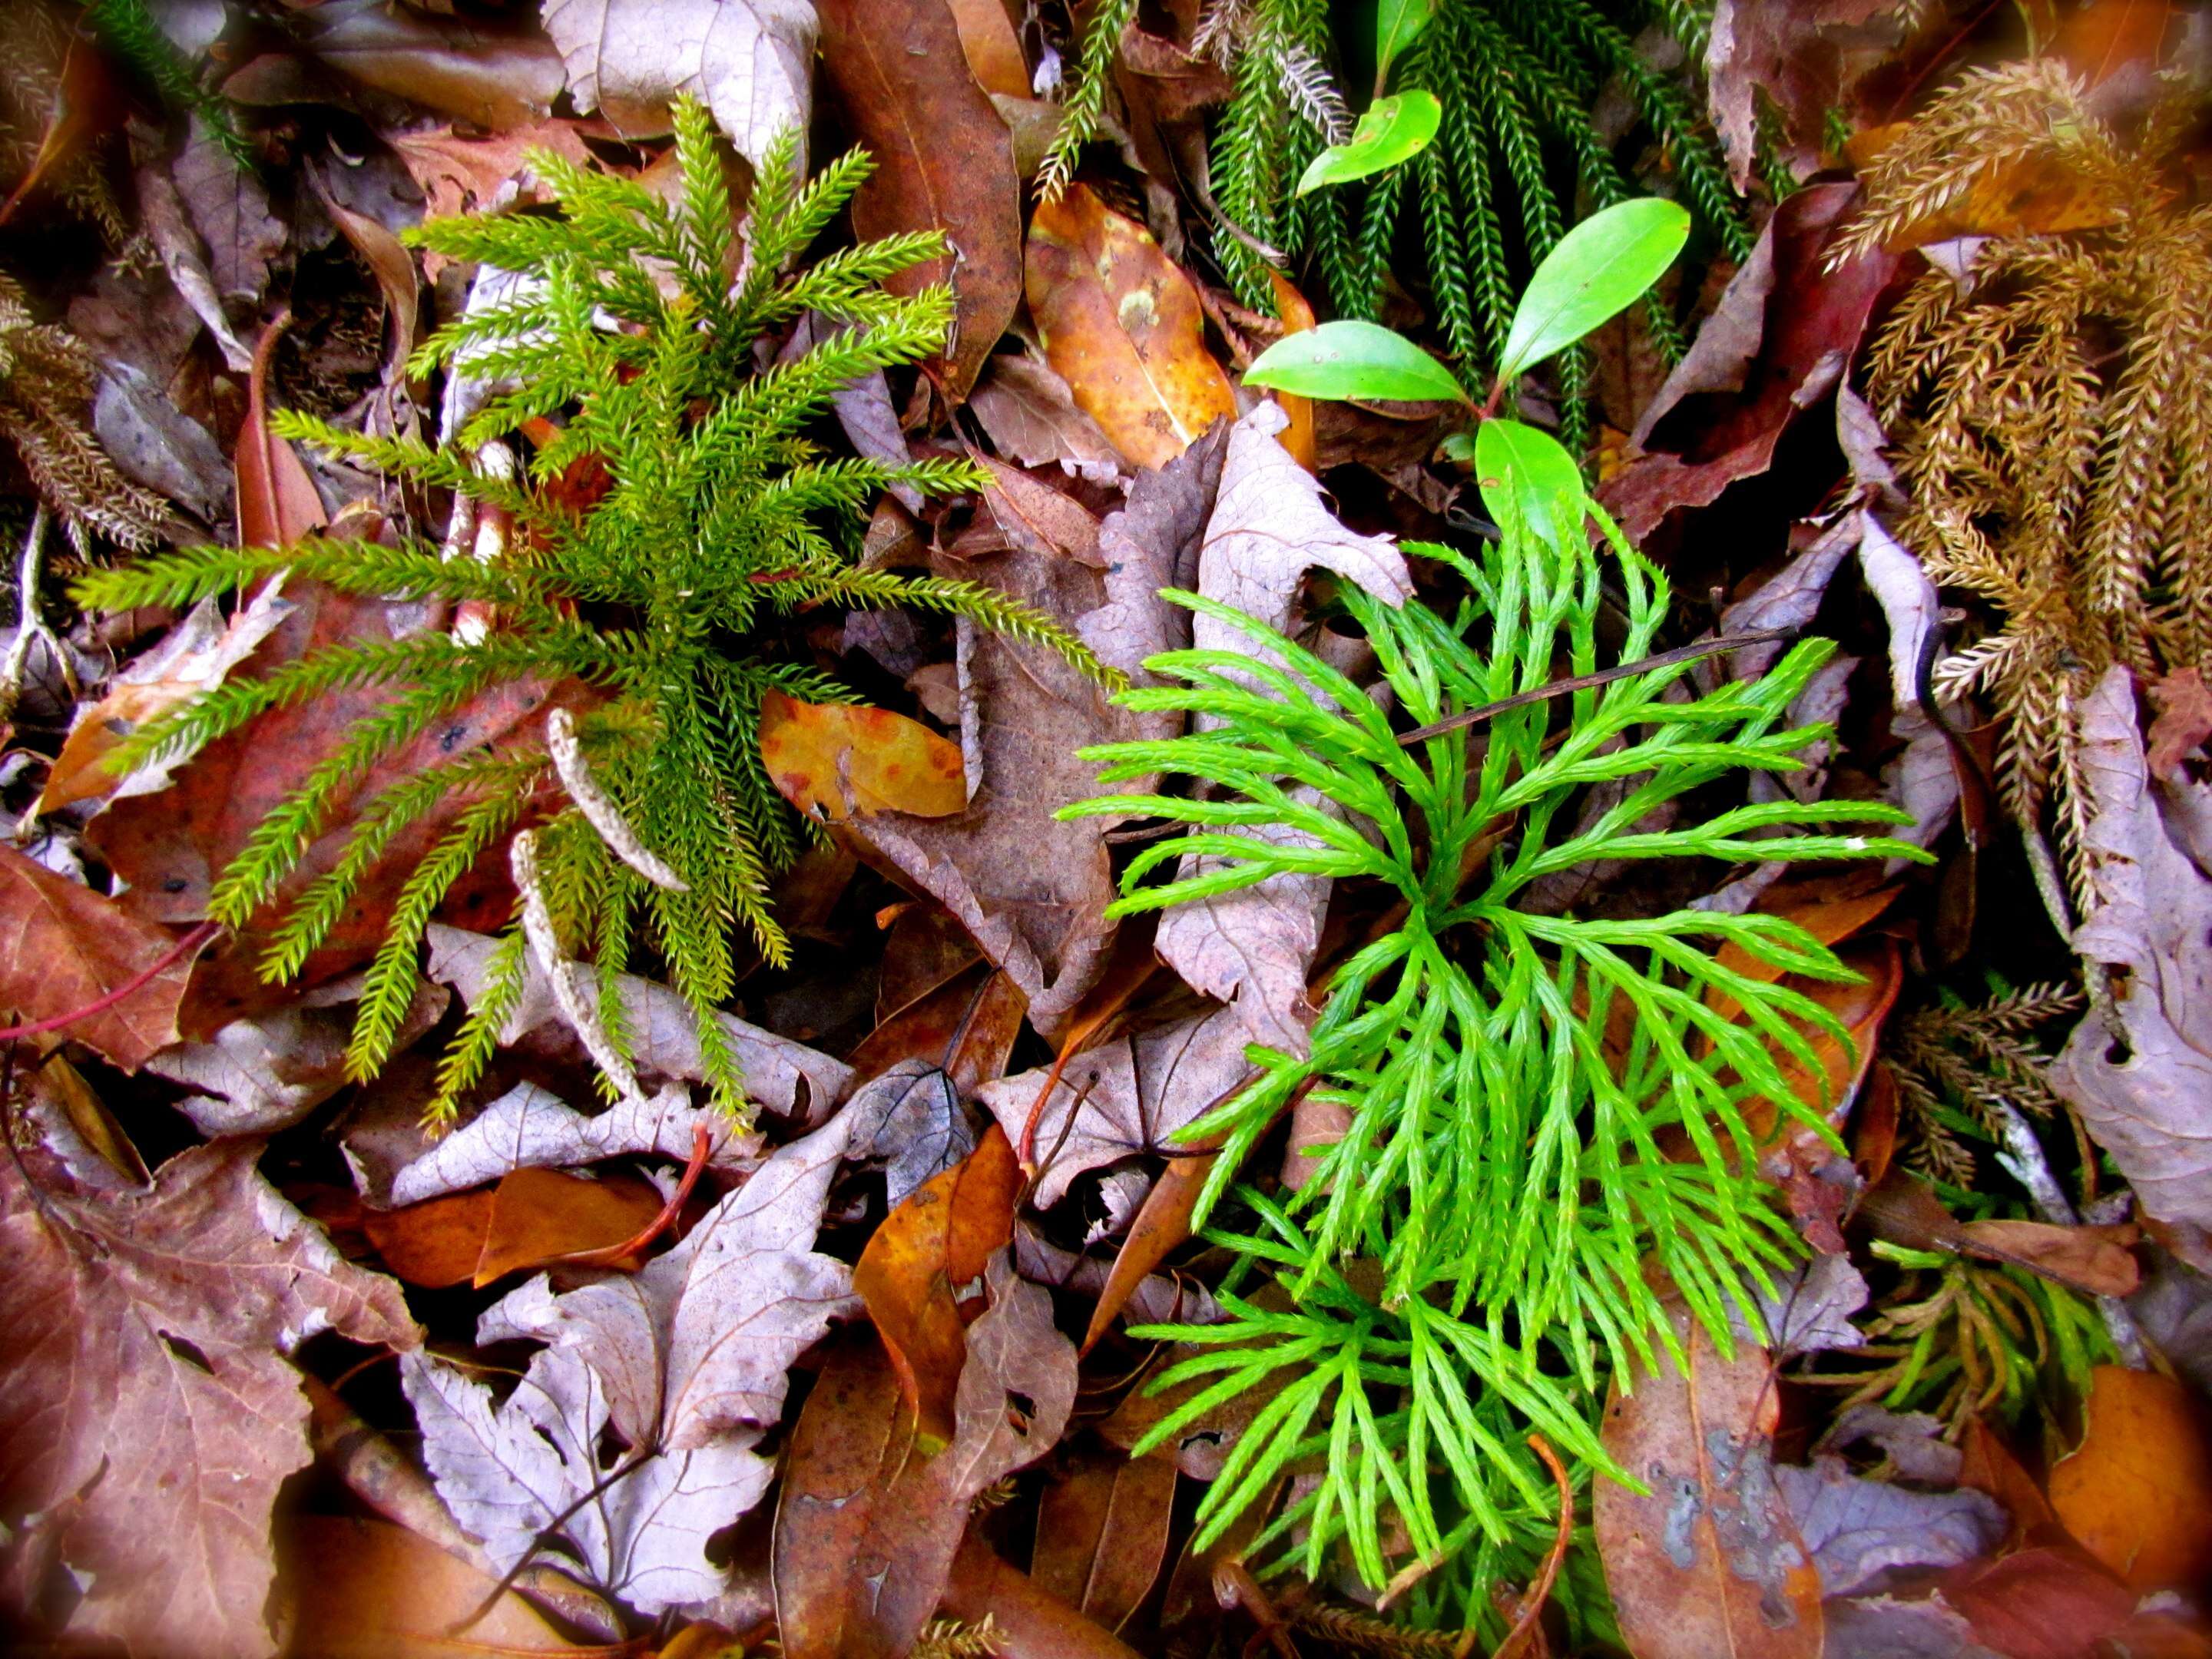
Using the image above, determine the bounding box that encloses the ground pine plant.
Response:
[77,98,1100,1121]
[1065,213,1926,1633]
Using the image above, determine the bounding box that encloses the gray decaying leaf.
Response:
[1705,0,1914,189]
[0,1141,419,1659]
[171,114,286,307]
[1076,420,1230,689]
[837,1058,973,1208]
[1773,1455,2005,1598]
[1755,1251,1870,1359]
[978,1004,1252,1208]
[401,1111,863,1614]
[387,1080,763,1204]
[540,0,815,168]
[1819,1404,1963,1485]
[1820,1594,2005,1659]
[94,363,231,528]
[425,924,853,1119]
[2049,668,2212,1270]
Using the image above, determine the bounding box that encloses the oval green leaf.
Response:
[1473,418,1585,547]
[1376,0,1434,84]
[1245,319,1468,405]
[1294,91,1442,196]
[1497,198,1691,382]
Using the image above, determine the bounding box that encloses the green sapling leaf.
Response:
[1374,0,1434,85]
[1244,319,1468,405]
[1471,417,1584,546]
[1294,91,1442,195]
[1497,197,1690,382]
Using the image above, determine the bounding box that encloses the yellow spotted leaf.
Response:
[760,690,967,821]
[1025,184,1237,469]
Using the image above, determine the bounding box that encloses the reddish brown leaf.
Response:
[1026,184,1237,470]
[760,688,969,822]
[0,843,202,1069]
[0,1141,419,1659]
[221,5,567,132]
[1594,1306,1823,1659]
[1959,1218,2141,1298]
[1706,1,1919,189]
[1031,1444,1177,1634]
[1940,1546,2137,1659]
[2048,1365,2212,1591]
[846,962,1028,1101]
[1600,184,1899,541]
[1081,1150,1214,1353]
[84,580,583,1035]
[816,0,1022,401]
[1267,271,1318,475]
[235,316,329,548]
[944,0,1030,98]
[278,1515,583,1657]
[851,1124,1020,1442]
[2055,0,2174,86]
[1959,1417,2059,1548]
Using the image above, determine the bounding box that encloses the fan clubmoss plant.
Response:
[1063,508,1925,1618]
[77,98,1105,1121]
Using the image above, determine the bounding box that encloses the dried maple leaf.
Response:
[0,1141,419,1659]
[0,842,202,1070]
[401,1113,864,1613]
[978,1005,1251,1209]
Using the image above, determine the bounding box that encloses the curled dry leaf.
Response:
[402,1114,863,1614]
[969,353,1127,486]
[816,0,1020,400]
[541,0,814,167]
[1594,1306,1824,1659]
[0,1141,420,1659]
[1706,1,1922,189]
[2049,668,2212,1269]
[0,841,203,1070]
[223,2,567,131]
[424,923,853,1127]
[36,581,295,813]
[387,1079,760,1205]
[759,688,969,820]
[1601,184,1898,542]
[773,1253,1078,1659]
[1026,183,1237,470]
[851,1125,1019,1442]
[2047,1364,2212,1591]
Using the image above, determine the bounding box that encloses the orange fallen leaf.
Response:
[2048,1365,2212,1591]
[759,688,968,821]
[851,1124,1020,1443]
[1267,271,1318,475]
[361,1167,664,1288]
[1594,1306,1823,1659]
[1026,184,1237,470]
[2055,0,2174,87]
[278,1515,581,1656]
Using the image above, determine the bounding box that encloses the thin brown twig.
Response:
[1397,628,1800,746]
[1481,1433,1575,1659]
